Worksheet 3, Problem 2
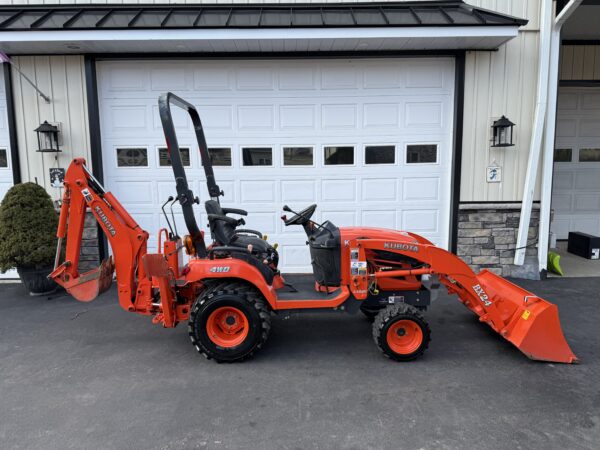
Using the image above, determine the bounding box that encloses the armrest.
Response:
[222,207,248,216]
[207,214,240,227]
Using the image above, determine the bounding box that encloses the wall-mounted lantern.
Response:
[490,116,515,148]
[34,121,61,153]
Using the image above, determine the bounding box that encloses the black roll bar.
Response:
[158,92,222,257]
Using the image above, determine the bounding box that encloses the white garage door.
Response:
[97,58,455,272]
[552,87,600,239]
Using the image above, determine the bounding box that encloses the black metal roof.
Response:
[0,2,527,31]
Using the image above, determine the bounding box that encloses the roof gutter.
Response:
[514,0,582,269]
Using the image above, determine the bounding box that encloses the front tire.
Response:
[188,281,271,363]
[372,304,431,361]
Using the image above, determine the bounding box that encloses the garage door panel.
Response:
[236,67,275,90]
[402,178,440,202]
[406,63,444,89]
[321,67,358,90]
[321,179,357,202]
[363,103,399,128]
[579,119,600,137]
[240,180,277,203]
[575,170,600,189]
[363,64,402,89]
[282,180,316,202]
[278,66,317,90]
[282,246,312,272]
[321,104,357,129]
[319,210,358,227]
[194,68,232,91]
[105,66,147,92]
[405,102,443,128]
[552,193,572,213]
[361,178,397,201]
[582,93,600,109]
[552,87,600,239]
[99,58,454,271]
[107,105,148,132]
[361,210,396,228]
[402,210,439,233]
[574,194,600,212]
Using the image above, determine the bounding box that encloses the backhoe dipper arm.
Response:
[50,158,149,309]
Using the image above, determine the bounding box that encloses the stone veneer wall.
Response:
[78,212,100,272]
[456,203,540,280]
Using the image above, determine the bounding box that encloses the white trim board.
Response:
[0,26,519,55]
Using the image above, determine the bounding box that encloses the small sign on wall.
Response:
[49,168,65,188]
[486,166,502,183]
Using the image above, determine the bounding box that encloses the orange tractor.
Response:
[50,93,577,364]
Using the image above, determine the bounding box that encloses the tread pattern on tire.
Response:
[372,303,431,361]
[188,280,271,362]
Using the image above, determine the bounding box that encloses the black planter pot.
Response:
[17,266,57,296]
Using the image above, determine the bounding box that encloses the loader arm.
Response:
[50,158,149,309]
[351,237,578,364]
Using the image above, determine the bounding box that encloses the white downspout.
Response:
[514,0,581,267]
[513,0,553,266]
[538,0,583,272]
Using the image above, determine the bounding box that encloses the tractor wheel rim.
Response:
[386,319,423,355]
[206,306,250,348]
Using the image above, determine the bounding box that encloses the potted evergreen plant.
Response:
[0,182,58,295]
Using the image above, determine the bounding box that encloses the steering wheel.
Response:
[283,204,317,226]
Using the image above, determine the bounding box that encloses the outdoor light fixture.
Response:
[35,121,61,153]
[490,116,515,148]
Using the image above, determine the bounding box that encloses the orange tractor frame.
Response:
[50,93,577,364]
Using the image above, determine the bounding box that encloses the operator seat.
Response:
[204,200,270,254]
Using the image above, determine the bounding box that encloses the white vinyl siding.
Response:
[10,55,91,200]
[97,58,455,272]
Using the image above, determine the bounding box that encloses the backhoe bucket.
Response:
[50,257,114,303]
[475,270,578,364]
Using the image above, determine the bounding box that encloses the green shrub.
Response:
[0,183,58,272]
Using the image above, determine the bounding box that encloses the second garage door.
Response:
[97,58,455,272]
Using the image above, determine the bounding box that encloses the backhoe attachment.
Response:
[50,159,148,308]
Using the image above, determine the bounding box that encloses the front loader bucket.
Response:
[50,257,114,302]
[474,270,578,364]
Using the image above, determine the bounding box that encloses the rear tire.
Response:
[372,304,431,361]
[188,281,271,363]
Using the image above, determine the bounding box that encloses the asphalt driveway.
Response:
[0,277,598,450]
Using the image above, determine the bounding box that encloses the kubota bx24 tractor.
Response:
[50,93,577,364]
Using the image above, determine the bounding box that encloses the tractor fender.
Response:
[184,258,278,307]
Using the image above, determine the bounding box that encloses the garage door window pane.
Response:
[554,148,572,162]
[365,145,395,164]
[0,149,7,168]
[117,148,148,167]
[324,146,354,165]
[406,144,437,164]
[579,148,600,162]
[283,147,313,166]
[243,147,272,166]
[209,148,232,166]
[158,147,190,167]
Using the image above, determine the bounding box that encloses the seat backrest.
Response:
[205,200,236,245]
